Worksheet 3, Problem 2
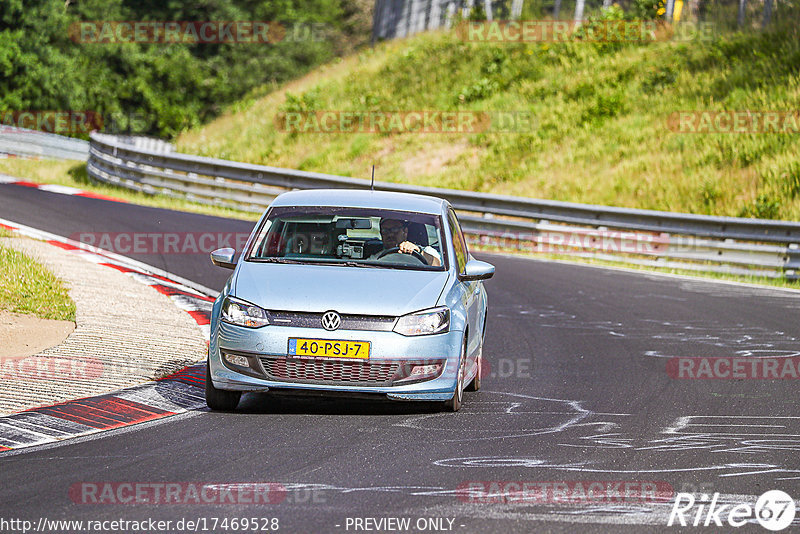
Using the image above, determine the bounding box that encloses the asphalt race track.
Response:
[1,183,799,533]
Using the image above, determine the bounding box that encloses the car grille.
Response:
[259,357,399,386]
[267,311,395,331]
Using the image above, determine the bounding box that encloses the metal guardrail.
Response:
[88,132,800,280]
[0,127,89,160]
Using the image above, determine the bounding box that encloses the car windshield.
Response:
[246,206,447,271]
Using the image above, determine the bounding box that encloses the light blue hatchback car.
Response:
[206,189,494,411]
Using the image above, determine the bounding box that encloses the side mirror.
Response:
[460,259,495,281]
[211,247,236,269]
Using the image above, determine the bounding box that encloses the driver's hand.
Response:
[398,241,420,255]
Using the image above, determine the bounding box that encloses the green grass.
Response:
[176,18,800,220]
[0,236,77,321]
[0,159,260,222]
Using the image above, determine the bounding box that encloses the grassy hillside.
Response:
[177,19,800,219]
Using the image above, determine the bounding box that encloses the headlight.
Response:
[221,296,269,328]
[393,307,450,336]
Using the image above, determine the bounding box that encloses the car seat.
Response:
[407,222,429,247]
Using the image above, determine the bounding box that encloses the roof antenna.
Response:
[370,165,375,191]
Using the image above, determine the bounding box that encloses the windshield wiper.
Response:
[342,261,393,268]
[305,260,387,268]
[296,259,399,269]
[253,258,399,269]
[252,257,305,264]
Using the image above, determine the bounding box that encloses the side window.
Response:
[447,208,468,274]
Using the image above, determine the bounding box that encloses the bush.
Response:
[628,0,664,20]
[739,194,781,219]
[0,0,371,139]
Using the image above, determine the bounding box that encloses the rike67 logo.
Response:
[668,490,796,531]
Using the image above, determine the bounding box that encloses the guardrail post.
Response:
[784,244,800,280]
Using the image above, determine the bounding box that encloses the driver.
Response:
[374,218,441,266]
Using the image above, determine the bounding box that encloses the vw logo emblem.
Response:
[321,311,341,331]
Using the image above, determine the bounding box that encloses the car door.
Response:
[447,208,480,359]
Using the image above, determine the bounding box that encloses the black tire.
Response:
[444,340,466,412]
[467,315,487,392]
[466,344,482,392]
[205,363,241,411]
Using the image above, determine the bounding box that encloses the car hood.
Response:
[233,262,449,316]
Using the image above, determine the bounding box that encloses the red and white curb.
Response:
[0,218,218,453]
[0,173,124,202]
[0,366,206,452]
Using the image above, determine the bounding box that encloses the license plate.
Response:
[288,338,370,359]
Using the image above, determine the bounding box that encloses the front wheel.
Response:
[444,340,466,412]
[205,363,241,411]
[466,343,482,392]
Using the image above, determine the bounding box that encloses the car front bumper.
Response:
[209,321,464,401]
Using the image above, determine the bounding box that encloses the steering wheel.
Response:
[376,246,427,265]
